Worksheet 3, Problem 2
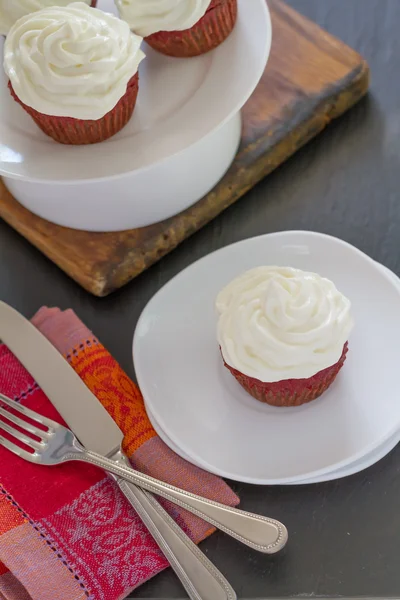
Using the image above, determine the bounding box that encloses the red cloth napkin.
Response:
[0,308,239,600]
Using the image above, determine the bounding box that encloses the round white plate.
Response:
[134,231,400,485]
[0,0,271,183]
[143,261,400,484]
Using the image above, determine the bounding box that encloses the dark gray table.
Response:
[1,1,399,598]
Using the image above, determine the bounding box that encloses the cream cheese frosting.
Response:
[115,0,212,37]
[0,0,92,37]
[3,2,145,120]
[216,266,354,382]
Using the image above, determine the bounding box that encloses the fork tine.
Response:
[0,433,39,463]
[0,393,59,431]
[0,404,48,440]
[0,418,43,451]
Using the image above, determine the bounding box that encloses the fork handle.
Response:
[69,448,287,554]
[111,453,236,600]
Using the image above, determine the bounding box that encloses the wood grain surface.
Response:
[0,0,369,296]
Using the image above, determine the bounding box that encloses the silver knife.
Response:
[0,300,237,600]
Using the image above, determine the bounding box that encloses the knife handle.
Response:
[111,454,236,600]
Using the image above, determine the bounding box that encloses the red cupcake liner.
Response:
[145,0,238,58]
[223,343,349,407]
[8,74,139,145]
[90,0,97,6]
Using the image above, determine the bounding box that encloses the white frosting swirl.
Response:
[3,2,145,120]
[216,266,354,382]
[0,0,92,37]
[115,0,212,37]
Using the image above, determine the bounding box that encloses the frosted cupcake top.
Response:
[216,266,354,382]
[0,0,93,36]
[3,2,145,120]
[115,0,212,37]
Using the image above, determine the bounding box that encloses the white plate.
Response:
[143,262,400,485]
[0,0,271,183]
[133,231,400,485]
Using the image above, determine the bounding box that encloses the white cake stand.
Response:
[0,0,272,232]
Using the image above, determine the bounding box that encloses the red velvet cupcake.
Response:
[116,0,238,58]
[216,267,354,407]
[3,3,145,145]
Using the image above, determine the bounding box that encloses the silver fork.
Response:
[0,393,288,554]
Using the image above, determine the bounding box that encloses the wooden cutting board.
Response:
[0,0,369,297]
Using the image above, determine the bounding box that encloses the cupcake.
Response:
[216,267,354,407]
[0,0,97,37]
[115,0,237,58]
[3,3,145,145]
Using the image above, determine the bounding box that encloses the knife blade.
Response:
[0,301,122,456]
[0,301,237,600]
